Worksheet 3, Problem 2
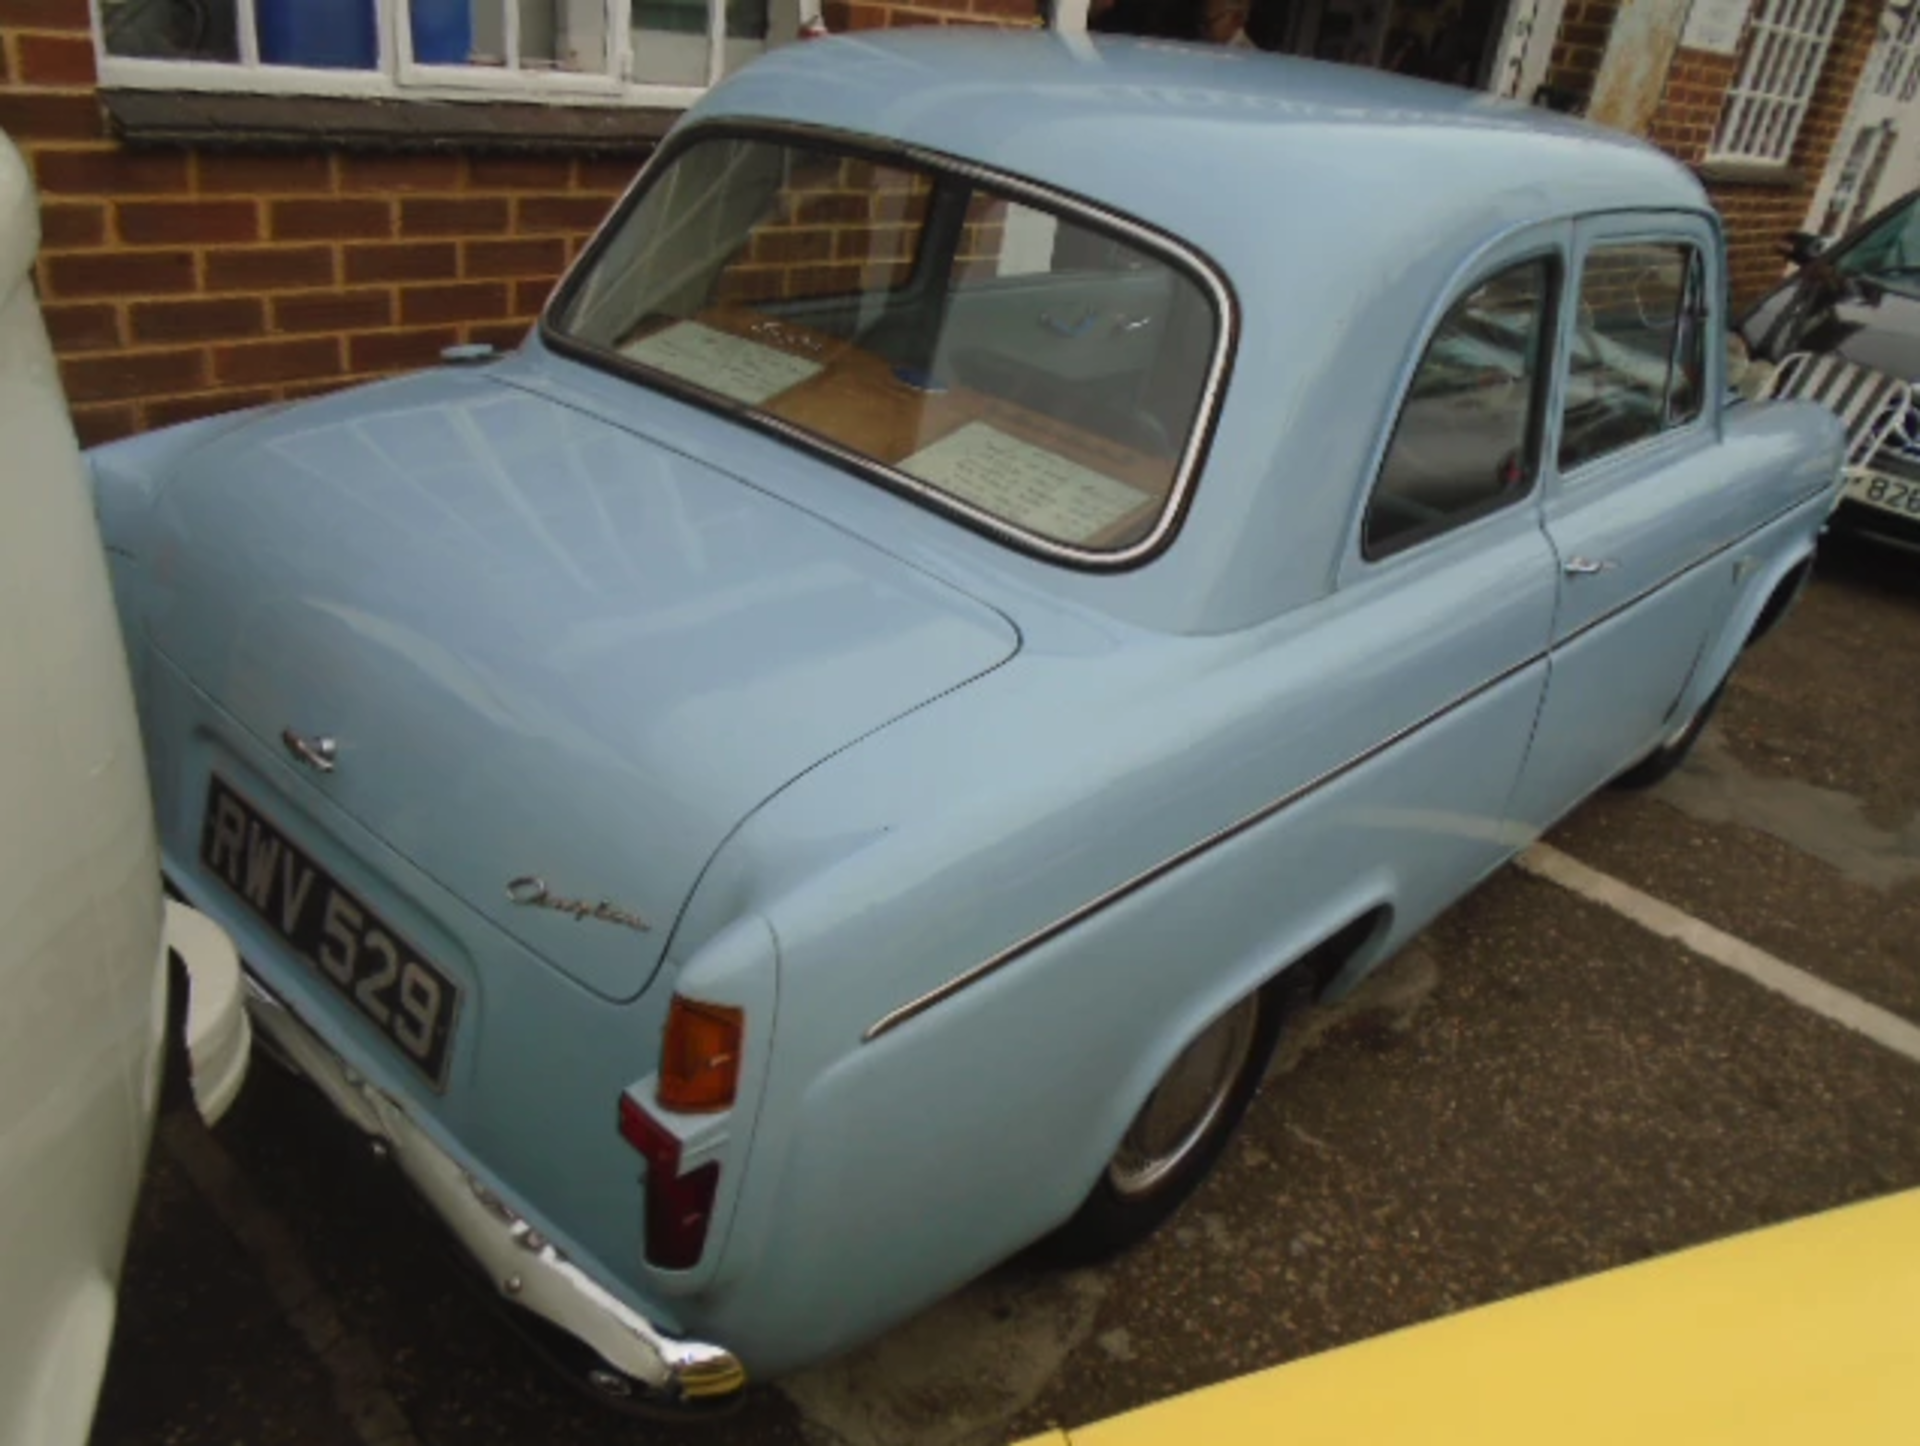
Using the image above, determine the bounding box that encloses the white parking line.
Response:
[1517,843,1920,1067]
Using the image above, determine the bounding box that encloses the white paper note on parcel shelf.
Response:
[620,321,822,406]
[902,421,1151,543]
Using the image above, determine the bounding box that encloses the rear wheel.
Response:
[1045,983,1289,1265]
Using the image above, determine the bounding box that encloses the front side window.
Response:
[1363,259,1551,558]
[553,134,1225,559]
[1560,243,1705,473]
[1832,195,1920,293]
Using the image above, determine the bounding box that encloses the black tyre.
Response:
[1043,981,1291,1266]
[1611,681,1724,791]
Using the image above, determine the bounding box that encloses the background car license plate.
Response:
[200,775,460,1088]
[1846,471,1920,518]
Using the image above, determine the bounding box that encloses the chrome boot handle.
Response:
[281,728,337,774]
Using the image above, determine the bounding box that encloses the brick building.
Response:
[0,0,1025,446]
[1545,0,1887,309]
[0,0,1907,443]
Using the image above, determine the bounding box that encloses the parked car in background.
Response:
[85,33,1844,1411]
[0,132,248,1446]
[1739,190,1920,550]
[1014,1188,1920,1445]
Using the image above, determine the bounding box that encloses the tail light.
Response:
[620,1094,724,1269]
[658,996,744,1113]
[619,992,742,1273]
[645,1161,720,1270]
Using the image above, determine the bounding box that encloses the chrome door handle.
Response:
[1562,556,1618,577]
[281,728,337,774]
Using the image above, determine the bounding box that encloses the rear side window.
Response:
[1560,243,1706,472]
[1364,258,1552,559]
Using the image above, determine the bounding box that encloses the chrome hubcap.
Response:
[1107,996,1259,1198]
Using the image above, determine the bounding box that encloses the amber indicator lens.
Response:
[658,997,744,1113]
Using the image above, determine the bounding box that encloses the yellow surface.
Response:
[1021,1190,1920,1445]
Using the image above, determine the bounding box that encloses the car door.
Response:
[1323,232,1564,918]
[1505,212,1728,833]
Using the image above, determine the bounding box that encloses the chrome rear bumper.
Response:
[242,975,746,1409]
[165,900,250,1125]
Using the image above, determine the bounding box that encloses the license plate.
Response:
[200,775,461,1089]
[1847,471,1920,518]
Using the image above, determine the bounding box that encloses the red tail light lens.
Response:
[618,1093,719,1270]
[618,1093,679,1174]
[646,1162,720,1270]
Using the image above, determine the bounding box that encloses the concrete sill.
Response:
[103,88,673,156]
[1695,160,1805,189]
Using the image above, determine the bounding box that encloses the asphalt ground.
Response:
[89,536,1920,1446]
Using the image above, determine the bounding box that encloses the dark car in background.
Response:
[1740,192,1920,551]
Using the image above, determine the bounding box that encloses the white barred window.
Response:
[1871,0,1920,103]
[93,0,806,108]
[1708,0,1848,165]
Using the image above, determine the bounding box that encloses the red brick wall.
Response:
[1644,45,1738,162]
[0,0,1006,445]
[1545,0,1623,103]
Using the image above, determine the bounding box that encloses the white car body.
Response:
[0,132,248,1446]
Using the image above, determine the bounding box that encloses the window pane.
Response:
[1365,261,1548,557]
[519,0,608,70]
[261,0,379,68]
[631,0,708,83]
[1560,244,1695,472]
[556,136,1223,555]
[1836,195,1920,283]
[426,0,483,63]
[628,0,766,80]
[102,0,241,62]
[451,1,609,71]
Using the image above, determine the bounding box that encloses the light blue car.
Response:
[87,29,1846,1414]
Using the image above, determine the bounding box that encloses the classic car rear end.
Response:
[89,32,1847,1409]
[96,358,1022,1400]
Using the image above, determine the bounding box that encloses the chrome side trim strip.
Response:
[862,488,1829,1044]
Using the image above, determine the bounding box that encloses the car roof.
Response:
[692,30,1708,269]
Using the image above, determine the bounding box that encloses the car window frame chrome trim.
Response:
[1556,223,1720,484]
[864,483,1832,1043]
[539,118,1239,574]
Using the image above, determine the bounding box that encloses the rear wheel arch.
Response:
[1042,903,1393,1264]
[1613,544,1814,792]
[1689,540,1817,728]
[1748,555,1813,646]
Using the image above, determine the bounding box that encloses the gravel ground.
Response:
[1714,539,1920,831]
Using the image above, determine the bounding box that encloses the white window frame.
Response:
[1871,0,1920,102]
[91,0,801,108]
[1708,0,1848,165]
